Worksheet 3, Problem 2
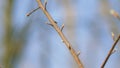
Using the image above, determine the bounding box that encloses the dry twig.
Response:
[101,34,120,68]
[101,10,120,68]
[26,7,40,16]
[36,0,84,68]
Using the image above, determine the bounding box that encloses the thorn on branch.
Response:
[46,22,53,26]
[26,7,40,17]
[77,51,80,56]
[61,24,64,31]
[44,0,47,10]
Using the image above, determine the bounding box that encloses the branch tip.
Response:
[26,7,40,17]
[110,9,120,20]
[111,32,115,41]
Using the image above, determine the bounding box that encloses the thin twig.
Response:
[101,34,120,68]
[61,24,64,31]
[36,0,84,68]
[46,22,53,26]
[44,0,47,10]
[26,7,40,16]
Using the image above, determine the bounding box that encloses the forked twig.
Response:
[36,0,84,68]
[101,34,120,68]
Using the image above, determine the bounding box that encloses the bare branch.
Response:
[26,7,40,16]
[101,10,120,68]
[36,0,84,68]
[101,34,120,68]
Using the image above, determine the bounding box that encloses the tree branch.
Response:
[26,7,40,16]
[36,0,84,68]
[101,34,120,68]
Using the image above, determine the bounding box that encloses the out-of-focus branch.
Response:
[110,10,120,20]
[3,0,14,68]
[101,10,120,68]
[35,0,84,68]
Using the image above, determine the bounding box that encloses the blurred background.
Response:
[0,0,120,68]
